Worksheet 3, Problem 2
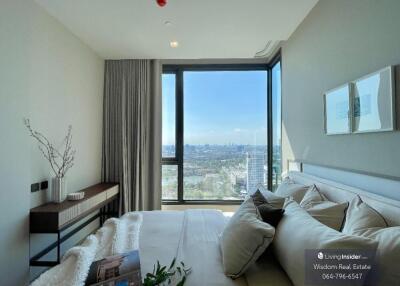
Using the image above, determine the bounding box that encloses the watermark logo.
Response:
[305,249,378,285]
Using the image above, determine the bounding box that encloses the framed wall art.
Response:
[352,66,395,133]
[324,84,352,135]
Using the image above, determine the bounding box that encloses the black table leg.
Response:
[56,231,61,263]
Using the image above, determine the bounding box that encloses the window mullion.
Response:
[176,69,184,202]
[267,68,273,191]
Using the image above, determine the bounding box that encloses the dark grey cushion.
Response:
[251,190,284,227]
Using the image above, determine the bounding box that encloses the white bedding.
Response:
[139,209,247,286]
[139,209,292,286]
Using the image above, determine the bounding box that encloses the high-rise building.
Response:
[246,151,265,194]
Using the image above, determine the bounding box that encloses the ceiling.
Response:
[35,0,318,59]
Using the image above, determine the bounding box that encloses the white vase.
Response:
[52,177,67,203]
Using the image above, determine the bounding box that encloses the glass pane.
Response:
[162,165,178,200]
[183,71,268,200]
[325,85,351,134]
[162,74,176,157]
[272,62,282,191]
[353,67,394,132]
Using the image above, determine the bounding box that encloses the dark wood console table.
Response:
[29,183,119,267]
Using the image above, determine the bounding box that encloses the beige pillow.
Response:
[353,227,400,286]
[342,196,388,234]
[299,185,348,230]
[341,196,396,285]
[272,199,378,286]
[275,177,310,203]
[299,184,328,207]
[220,198,275,279]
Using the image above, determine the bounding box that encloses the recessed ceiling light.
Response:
[170,41,179,48]
[164,21,173,27]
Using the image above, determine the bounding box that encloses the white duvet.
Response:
[139,209,247,286]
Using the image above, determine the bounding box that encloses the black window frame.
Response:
[270,54,283,191]
[162,52,281,205]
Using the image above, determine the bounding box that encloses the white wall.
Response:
[0,1,104,284]
[282,0,400,178]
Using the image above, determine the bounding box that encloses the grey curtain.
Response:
[102,59,162,213]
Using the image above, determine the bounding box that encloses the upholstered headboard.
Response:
[287,161,400,227]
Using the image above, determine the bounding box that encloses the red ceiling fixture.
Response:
[156,0,167,7]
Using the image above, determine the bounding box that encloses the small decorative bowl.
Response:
[67,192,85,201]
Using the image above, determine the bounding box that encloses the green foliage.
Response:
[143,258,191,286]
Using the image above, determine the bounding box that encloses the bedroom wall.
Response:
[0,0,104,285]
[281,0,400,178]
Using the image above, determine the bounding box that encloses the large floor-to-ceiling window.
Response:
[162,59,281,203]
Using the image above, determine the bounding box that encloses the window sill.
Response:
[162,200,243,205]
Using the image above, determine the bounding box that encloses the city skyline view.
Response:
[162,66,281,200]
[162,71,269,146]
[162,144,282,200]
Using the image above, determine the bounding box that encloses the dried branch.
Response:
[38,145,58,176]
[24,118,75,178]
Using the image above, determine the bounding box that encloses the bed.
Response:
[32,161,400,286]
[138,209,291,286]
[139,162,400,285]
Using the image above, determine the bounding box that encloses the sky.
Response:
[162,68,281,146]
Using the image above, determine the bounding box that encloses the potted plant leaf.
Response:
[143,258,191,286]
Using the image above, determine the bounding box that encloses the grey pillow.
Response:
[251,190,284,227]
[352,226,400,286]
[272,199,378,286]
[342,195,388,234]
[220,198,275,279]
[259,190,286,209]
[275,177,310,203]
[341,196,397,285]
[299,185,349,231]
[246,189,285,209]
